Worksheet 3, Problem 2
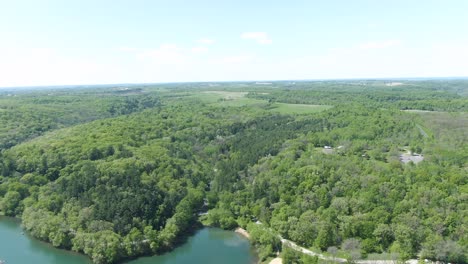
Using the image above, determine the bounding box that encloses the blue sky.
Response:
[1,0,467,86]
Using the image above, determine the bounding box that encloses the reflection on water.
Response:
[223,236,246,247]
[127,228,257,264]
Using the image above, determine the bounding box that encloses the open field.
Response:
[189,91,264,106]
[269,103,332,114]
[217,97,266,107]
[190,91,332,114]
[201,91,248,99]
[399,150,424,164]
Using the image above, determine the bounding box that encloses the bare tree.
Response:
[328,246,338,262]
[342,238,362,263]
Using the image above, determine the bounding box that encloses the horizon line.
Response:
[1,76,468,89]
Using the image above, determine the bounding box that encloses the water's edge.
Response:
[0,216,257,264]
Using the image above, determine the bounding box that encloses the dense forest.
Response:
[0,87,160,149]
[0,80,466,264]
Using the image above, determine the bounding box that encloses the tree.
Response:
[342,238,362,262]
[123,228,145,257]
[282,246,301,264]
[89,147,103,161]
[315,223,335,250]
[393,224,418,260]
[437,240,465,263]
[373,224,394,251]
[327,246,338,262]
[0,191,22,216]
[248,223,282,261]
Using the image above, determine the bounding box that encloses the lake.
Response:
[0,216,257,264]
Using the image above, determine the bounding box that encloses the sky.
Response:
[0,0,467,87]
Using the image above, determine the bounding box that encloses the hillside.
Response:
[0,81,467,264]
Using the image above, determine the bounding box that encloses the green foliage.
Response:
[0,81,466,263]
[72,230,122,264]
[342,238,362,261]
[247,80,468,111]
[0,190,22,216]
[282,246,318,264]
[202,208,237,229]
[421,236,466,264]
[247,223,282,261]
[0,88,160,150]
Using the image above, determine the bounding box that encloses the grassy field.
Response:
[216,97,266,107]
[270,103,332,114]
[201,91,248,99]
[187,91,261,105]
[190,91,332,114]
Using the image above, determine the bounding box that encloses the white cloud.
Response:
[273,40,468,80]
[0,48,126,87]
[4,38,466,87]
[241,32,272,45]
[191,46,208,54]
[222,55,252,63]
[358,40,401,50]
[196,38,215,45]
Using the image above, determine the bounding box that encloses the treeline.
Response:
[247,81,468,112]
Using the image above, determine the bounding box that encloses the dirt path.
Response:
[280,237,347,263]
[242,224,418,264]
[416,124,429,138]
[356,260,418,264]
[269,257,282,264]
[280,234,418,264]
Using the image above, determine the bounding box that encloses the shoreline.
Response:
[235,227,251,239]
[1,218,257,264]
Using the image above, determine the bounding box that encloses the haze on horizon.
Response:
[1,0,467,87]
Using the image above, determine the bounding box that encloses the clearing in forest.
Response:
[270,103,332,114]
[191,91,262,106]
[195,91,331,114]
[399,149,424,164]
[201,91,248,99]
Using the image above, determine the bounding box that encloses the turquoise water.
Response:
[0,216,256,264]
[0,216,91,263]
[126,228,256,264]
